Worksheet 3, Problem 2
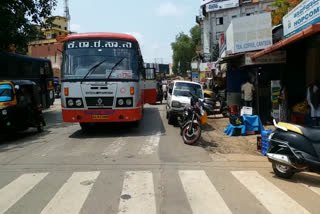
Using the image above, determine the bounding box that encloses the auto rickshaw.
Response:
[0,80,46,133]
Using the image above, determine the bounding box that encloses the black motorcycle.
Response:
[203,94,229,117]
[177,94,205,145]
[267,120,320,179]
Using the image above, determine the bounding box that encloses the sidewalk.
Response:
[201,115,273,161]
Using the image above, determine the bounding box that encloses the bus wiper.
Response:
[105,57,126,81]
[80,59,109,83]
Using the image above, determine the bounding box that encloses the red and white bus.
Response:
[60,33,157,129]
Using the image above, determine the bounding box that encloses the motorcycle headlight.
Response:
[118,99,124,106]
[126,99,132,106]
[172,101,181,108]
[67,99,74,107]
[75,99,82,107]
[2,109,7,116]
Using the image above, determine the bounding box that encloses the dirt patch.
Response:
[201,115,273,155]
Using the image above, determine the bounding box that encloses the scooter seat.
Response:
[278,122,320,142]
[300,126,320,142]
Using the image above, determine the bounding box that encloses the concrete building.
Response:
[28,16,70,80]
[198,0,273,61]
[43,16,69,39]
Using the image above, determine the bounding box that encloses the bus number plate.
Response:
[92,115,109,120]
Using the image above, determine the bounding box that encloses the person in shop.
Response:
[241,78,254,107]
[279,81,289,122]
[307,81,320,127]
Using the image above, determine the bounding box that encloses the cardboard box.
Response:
[241,106,253,116]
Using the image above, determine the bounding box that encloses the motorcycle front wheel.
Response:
[182,123,201,145]
[272,162,295,179]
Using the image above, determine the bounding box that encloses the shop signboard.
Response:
[243,50,286,66]
[226,13,273,54]
[283,0,320,38]
[199,62,216,72]
[206,0,239,12]
[200,72,206,83]
[192,72,199,82]
[201,0,213,6]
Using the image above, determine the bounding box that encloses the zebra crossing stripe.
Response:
[232,171,310,214]
[0,173,48,214]
[138,132,161,155]
[302,184,320,196]
[40,171,100,214]
[179,170,232,214]
[102,137,127,157]
[118,171,156,214]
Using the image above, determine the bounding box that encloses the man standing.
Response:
[241,79,254,107]
[307,82,320,126]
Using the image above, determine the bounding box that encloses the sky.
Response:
[53,0,200,64]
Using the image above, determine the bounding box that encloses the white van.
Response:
[166,80,203,124]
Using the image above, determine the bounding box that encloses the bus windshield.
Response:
[0,84,13,102]
[62,39,139,81]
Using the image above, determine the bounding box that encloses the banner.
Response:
[206,0,239,12]
[283,0,320,38]
[192,72,199,82]
[201,0,213,6]
[200,72,206,83]
[226,13,273,54]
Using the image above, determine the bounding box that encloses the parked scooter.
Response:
[177,93,206,145]
[267,120,320,179]
[203,94,229,117]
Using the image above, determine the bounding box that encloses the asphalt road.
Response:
[0,99,319,214]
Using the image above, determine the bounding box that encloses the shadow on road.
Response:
[69,107,166,139]
[0,106,69,152]
[271,171,320,187]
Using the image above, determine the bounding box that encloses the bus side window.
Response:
[0,57,8,76]
[32,61,41,76]
[8,59,19,78]
[22,61,33,78]
[44,62,52,75]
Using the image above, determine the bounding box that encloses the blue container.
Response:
[261,130,273,155]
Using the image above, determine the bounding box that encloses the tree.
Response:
[267,0,302,25]
[171,25,201,75]
[0,0,57,53]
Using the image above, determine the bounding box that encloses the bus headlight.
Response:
[2,109,7,116]
[118,99,124,106]
[75,99,82,107]
[126,99,132,106]
[67,99,74,107]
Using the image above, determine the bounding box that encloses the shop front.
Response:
[252,24,320,126]
[221,51,286,124]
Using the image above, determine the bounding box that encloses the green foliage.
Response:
[171,25,201,75]
[0,0,57,52]
[267,0,302,25]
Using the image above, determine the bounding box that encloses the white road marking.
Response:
[0,173,48,214]
[138,132,161,155]
[118,171,156,214]
[179,170,232,214]
[40,171,100,214]
[302,184,320,196]
[232,171,310,214]
[102,137,127,157]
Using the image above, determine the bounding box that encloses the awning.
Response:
[251,23,320,60]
